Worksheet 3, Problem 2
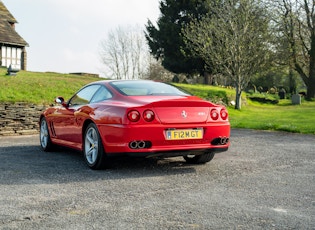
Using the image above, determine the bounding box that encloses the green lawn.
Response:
[1,67,314,134]
[228,100,315,134]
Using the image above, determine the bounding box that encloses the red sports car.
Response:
[39,80,230,169]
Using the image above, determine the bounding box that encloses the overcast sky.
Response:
[4,0,160,77]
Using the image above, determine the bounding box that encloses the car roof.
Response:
[90,79,155,85]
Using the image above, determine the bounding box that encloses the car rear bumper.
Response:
[97,122,230,155]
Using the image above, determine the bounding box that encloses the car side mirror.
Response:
[55,97,67,107]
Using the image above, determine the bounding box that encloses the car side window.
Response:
[69,85,101,106]
[90,86,112,103]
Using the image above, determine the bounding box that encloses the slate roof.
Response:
[0,1,28,46]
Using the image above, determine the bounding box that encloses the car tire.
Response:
[184,152,215,164]
[39,117,54,151]
[83,123,108,170]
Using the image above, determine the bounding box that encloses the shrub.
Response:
[248,93,279,104]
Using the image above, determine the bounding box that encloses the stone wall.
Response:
[0,103,47,136]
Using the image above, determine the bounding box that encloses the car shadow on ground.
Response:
[0,144,198,185]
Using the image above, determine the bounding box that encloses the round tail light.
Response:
[210,109,219,120]
[143,110,155,122]
[127,110,140,122]
[220,108,228,120]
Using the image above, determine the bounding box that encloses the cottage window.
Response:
[1,46,22,67]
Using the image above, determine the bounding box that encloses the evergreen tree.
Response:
[145,0,209,77]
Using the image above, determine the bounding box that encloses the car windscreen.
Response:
[110,81,191,96]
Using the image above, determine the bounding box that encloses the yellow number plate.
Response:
[166,129,203,140]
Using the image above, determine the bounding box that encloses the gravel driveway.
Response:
[0,129,314,230]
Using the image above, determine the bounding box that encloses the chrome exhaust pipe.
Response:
[129,140,152,149]
[129,141,138,149]
[220,137,227,145]
[220,137,229,145]
[138,141,146,149]
[211,137,229,146]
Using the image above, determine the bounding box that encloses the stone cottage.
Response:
[0,1,28,70]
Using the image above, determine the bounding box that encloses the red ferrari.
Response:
[39,80,230,169]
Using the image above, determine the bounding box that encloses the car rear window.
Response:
[110,81,191,96]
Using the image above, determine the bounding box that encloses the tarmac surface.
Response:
[0,129,314,229]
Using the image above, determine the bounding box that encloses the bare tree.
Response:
[99,31,121,79]
[144,56,175,82]
[183,0,271,109]
[270,0,315,99]
[99,25,149,79]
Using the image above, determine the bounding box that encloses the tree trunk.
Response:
[294,62,314,99]
[235,86,242,110]
[306,77,315,99]
[203,71,210,85]
[307,33,315,99]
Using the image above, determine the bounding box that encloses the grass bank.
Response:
[0,68,314,134]
[0,68,97,104]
